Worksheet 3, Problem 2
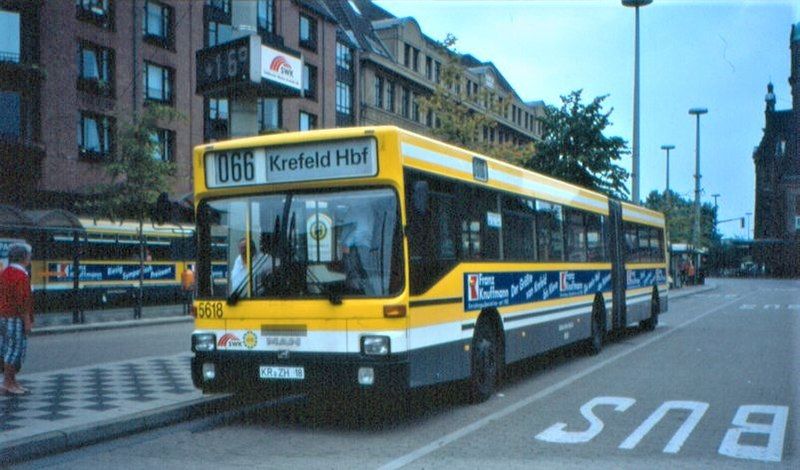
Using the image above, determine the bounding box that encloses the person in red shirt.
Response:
[0,243,33,395]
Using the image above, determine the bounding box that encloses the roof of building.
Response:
[298,0,338,23]
[792,22,800,42]
[325,0,391,57]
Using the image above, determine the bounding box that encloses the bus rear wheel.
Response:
[640,291,659,331]
[469,325,500,403]
[586,295,605,355]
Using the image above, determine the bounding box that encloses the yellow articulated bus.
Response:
[190,126,667,402]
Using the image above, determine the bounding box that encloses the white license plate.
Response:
[259,366,305,380]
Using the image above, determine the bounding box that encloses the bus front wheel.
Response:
[469,324,500,403]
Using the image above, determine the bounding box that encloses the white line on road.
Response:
[378,294,750,470]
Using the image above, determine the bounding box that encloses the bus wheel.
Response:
[640,290,659,332]
[586,295,605,355]
[469,324,499,403]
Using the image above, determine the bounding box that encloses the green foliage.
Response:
[644,189,720,248]
[521,90,630,200]
[83,104,183,221]
[415,35,530,162]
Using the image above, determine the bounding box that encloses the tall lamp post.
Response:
[622,0,653,204]
[661,144,674,211]
[689,107,708,284]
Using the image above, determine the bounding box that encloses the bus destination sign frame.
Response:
[204,138,378,189]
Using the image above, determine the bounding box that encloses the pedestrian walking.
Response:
[0,242,33,395]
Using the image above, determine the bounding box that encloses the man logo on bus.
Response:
[468,274,480,301]
[559,271,568,292]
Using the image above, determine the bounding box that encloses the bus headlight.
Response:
[193,333,216,352]
[361,335,390,355]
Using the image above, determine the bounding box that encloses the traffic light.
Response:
[740,217,745,228]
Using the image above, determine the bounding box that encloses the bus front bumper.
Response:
[191,351,410,395]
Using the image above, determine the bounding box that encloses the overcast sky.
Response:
[375,0,799,239]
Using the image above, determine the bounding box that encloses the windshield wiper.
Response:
[305,265,343,305]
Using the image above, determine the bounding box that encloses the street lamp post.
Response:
[689,107,708,284]
[622,0,653,204]
[661,144,674,211]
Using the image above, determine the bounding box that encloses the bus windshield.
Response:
[197,187,402,301]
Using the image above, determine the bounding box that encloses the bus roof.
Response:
[195,126,663,220]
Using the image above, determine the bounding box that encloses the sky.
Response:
[374,0,799,239]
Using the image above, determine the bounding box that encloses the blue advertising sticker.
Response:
[464,270,612,311]
[48,263,176,282]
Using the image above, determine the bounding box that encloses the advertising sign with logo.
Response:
[204,138,378,188]
[626,268,666,290]
[464,270,612,311]
[306,201,333,262]
[261,44,302,91]
[47,263,176,282]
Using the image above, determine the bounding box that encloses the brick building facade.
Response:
[753,23,800,277]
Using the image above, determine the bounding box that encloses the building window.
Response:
[336,81,352,115]
[150,128,175,161]
[0,92,20,140]
[425,56,432,80]
[403,44,419,71]
[144,62,173,104]
[336,41,352,70]
[374,76,384,108]
[77,42,114,96]
[205,98,228,141]
[387,81,395,112]
[412,95,419,122]
[0,10,20,63]
[143,0,173,48]
[76,0,114,29]
[206,21,232,47]
[205,0,230,14]
[302,63,317,101]
[299,111,317,131]
[401,87,410,118]
[434,61,441,84]
[258,98,281,132]
[299,14,317,51]
[257,0,274,35]
[78,111,114,159]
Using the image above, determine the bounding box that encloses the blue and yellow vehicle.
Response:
[190,126,668,402]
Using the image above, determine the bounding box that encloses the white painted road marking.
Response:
[377,295,748,470]
[619,400,708,453]
[537,398,787,462]
[718,405,789,463]
[535,396,636,444]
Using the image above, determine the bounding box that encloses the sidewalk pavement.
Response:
[31,303,193,336]
[1,282,718,465]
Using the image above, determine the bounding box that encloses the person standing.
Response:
[0,243,33,395]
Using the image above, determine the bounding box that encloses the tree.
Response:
[644,189,720,248]
[83,104,183,318]
[415,35,536,163]
[521,90,630,199]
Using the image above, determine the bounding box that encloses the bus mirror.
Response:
[412,181,429,216]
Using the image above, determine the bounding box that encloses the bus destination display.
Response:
[205,138,378,188]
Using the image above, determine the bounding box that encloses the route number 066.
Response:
[215,151,255,184]
[196,302,223,319]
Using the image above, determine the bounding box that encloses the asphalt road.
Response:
[19,278,799,469]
